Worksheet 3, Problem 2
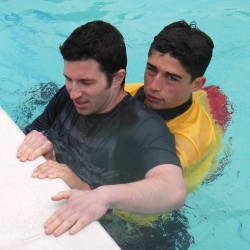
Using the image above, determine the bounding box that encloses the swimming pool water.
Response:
[0,0,250,249]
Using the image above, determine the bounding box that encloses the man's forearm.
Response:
[98,164,186,214]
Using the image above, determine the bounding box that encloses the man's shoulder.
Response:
[168,91,213,126]
[118,96,171,141]
[124,83,144,96]
[168,91,219,167]
[124,94,164,121]
[55,85,70,100]
[168,96,215,140]
[50,85,71,110]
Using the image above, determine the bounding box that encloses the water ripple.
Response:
[0,12,21,27]
[236,11,250,17]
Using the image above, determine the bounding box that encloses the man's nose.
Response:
[69,83,82,100]
[149,75,162,92]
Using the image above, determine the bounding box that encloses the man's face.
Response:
[144,51,196,109]
[64,59,114,116]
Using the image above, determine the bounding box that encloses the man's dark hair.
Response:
[60,20,127,86]
[149,20,214,81]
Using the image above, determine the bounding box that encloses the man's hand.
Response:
[32,161,91,190]
[17,130,55,161]
[44,189,108,237]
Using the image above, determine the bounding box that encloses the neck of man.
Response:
[134,86,192,120]
[101,89,128,114]
[153,96,192,120]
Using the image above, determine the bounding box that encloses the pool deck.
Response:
[0,107,120,250]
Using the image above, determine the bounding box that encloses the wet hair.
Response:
[60,20,127,86]
[149,20,214,81]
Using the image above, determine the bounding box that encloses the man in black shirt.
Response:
[17,21,186,237]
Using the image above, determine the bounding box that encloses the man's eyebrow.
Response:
[63,73,94,82]
[147,62,183,79]
[147,62,157,69]
[166,72,183,80]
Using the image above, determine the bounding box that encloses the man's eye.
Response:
[65,77,72,82]
[167,75,177,81]
[147,67,156,73]
[80,81,92,85]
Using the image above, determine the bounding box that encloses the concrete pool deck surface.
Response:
[0,107,120,250]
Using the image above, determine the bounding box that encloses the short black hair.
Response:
[60,20,127,86]
[149,20,214,81]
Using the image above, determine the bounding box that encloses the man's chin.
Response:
[75,107,91,116]
[146,101,161,110]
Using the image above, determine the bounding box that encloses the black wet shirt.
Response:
[25,86,181,189]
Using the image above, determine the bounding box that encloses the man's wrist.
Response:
[95,185,114,211]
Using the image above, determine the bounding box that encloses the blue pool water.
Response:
[0,0,250,249]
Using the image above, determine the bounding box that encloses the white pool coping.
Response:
[0,107,120,250]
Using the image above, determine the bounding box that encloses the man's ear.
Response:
[192,76,206,92]
[112,69,126,88]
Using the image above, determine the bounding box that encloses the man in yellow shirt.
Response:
[106,21,232,249]
[125,20,230,195]
[115,21,232,229]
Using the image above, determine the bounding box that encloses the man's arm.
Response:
[44,164,186,236]
[106,164,185,213]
